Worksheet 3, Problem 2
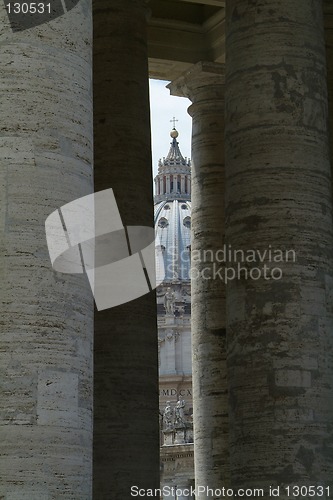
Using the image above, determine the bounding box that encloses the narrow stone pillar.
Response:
[225,0,333,494]
[324,1,333,181]
[93,0,160,497]
[166,174,171,194]
[0,2,94,498]
[160,176,164,195]
[168,62,229,498]
[165,330,177,375]
[181,175,185,194]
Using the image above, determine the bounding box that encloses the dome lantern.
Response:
[154,121,191,202]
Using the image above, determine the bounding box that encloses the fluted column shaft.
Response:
[226,0,333,494]
[169,62,229,498]
[0,2,94,498]
[93,0,159,498]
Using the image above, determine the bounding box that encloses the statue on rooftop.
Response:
[164,287,175,314]
[175,399,186,427]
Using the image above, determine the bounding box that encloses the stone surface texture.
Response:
[169,62,229,499]
[93,0,160,498]
[324,0,333,187]
[0,0,94,498]
[225,0,333,496]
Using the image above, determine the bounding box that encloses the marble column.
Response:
[168,62,229,498]
[0,1,94,498]
[225,0,333,494]
[93,0,159,497]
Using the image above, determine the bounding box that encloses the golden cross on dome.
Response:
[170,117,178,129]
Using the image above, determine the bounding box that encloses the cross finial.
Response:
[170,117,178,129]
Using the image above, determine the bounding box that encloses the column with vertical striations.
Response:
[225,0,333,495]
[169,62,229,498]
[93,0,160,498]
[0,1,94,498]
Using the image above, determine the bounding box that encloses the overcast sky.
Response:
[149,79,192,178]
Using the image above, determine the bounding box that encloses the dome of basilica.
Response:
[154,128,191,284]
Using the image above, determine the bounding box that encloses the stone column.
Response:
[168,62,229,498]
[181,175,185,194]
[93,0,159,497]
[0,2,94,499]
[225,0,333,494]
[166,174,171,194]
[160,176,164,195]
[324,0,333,183]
